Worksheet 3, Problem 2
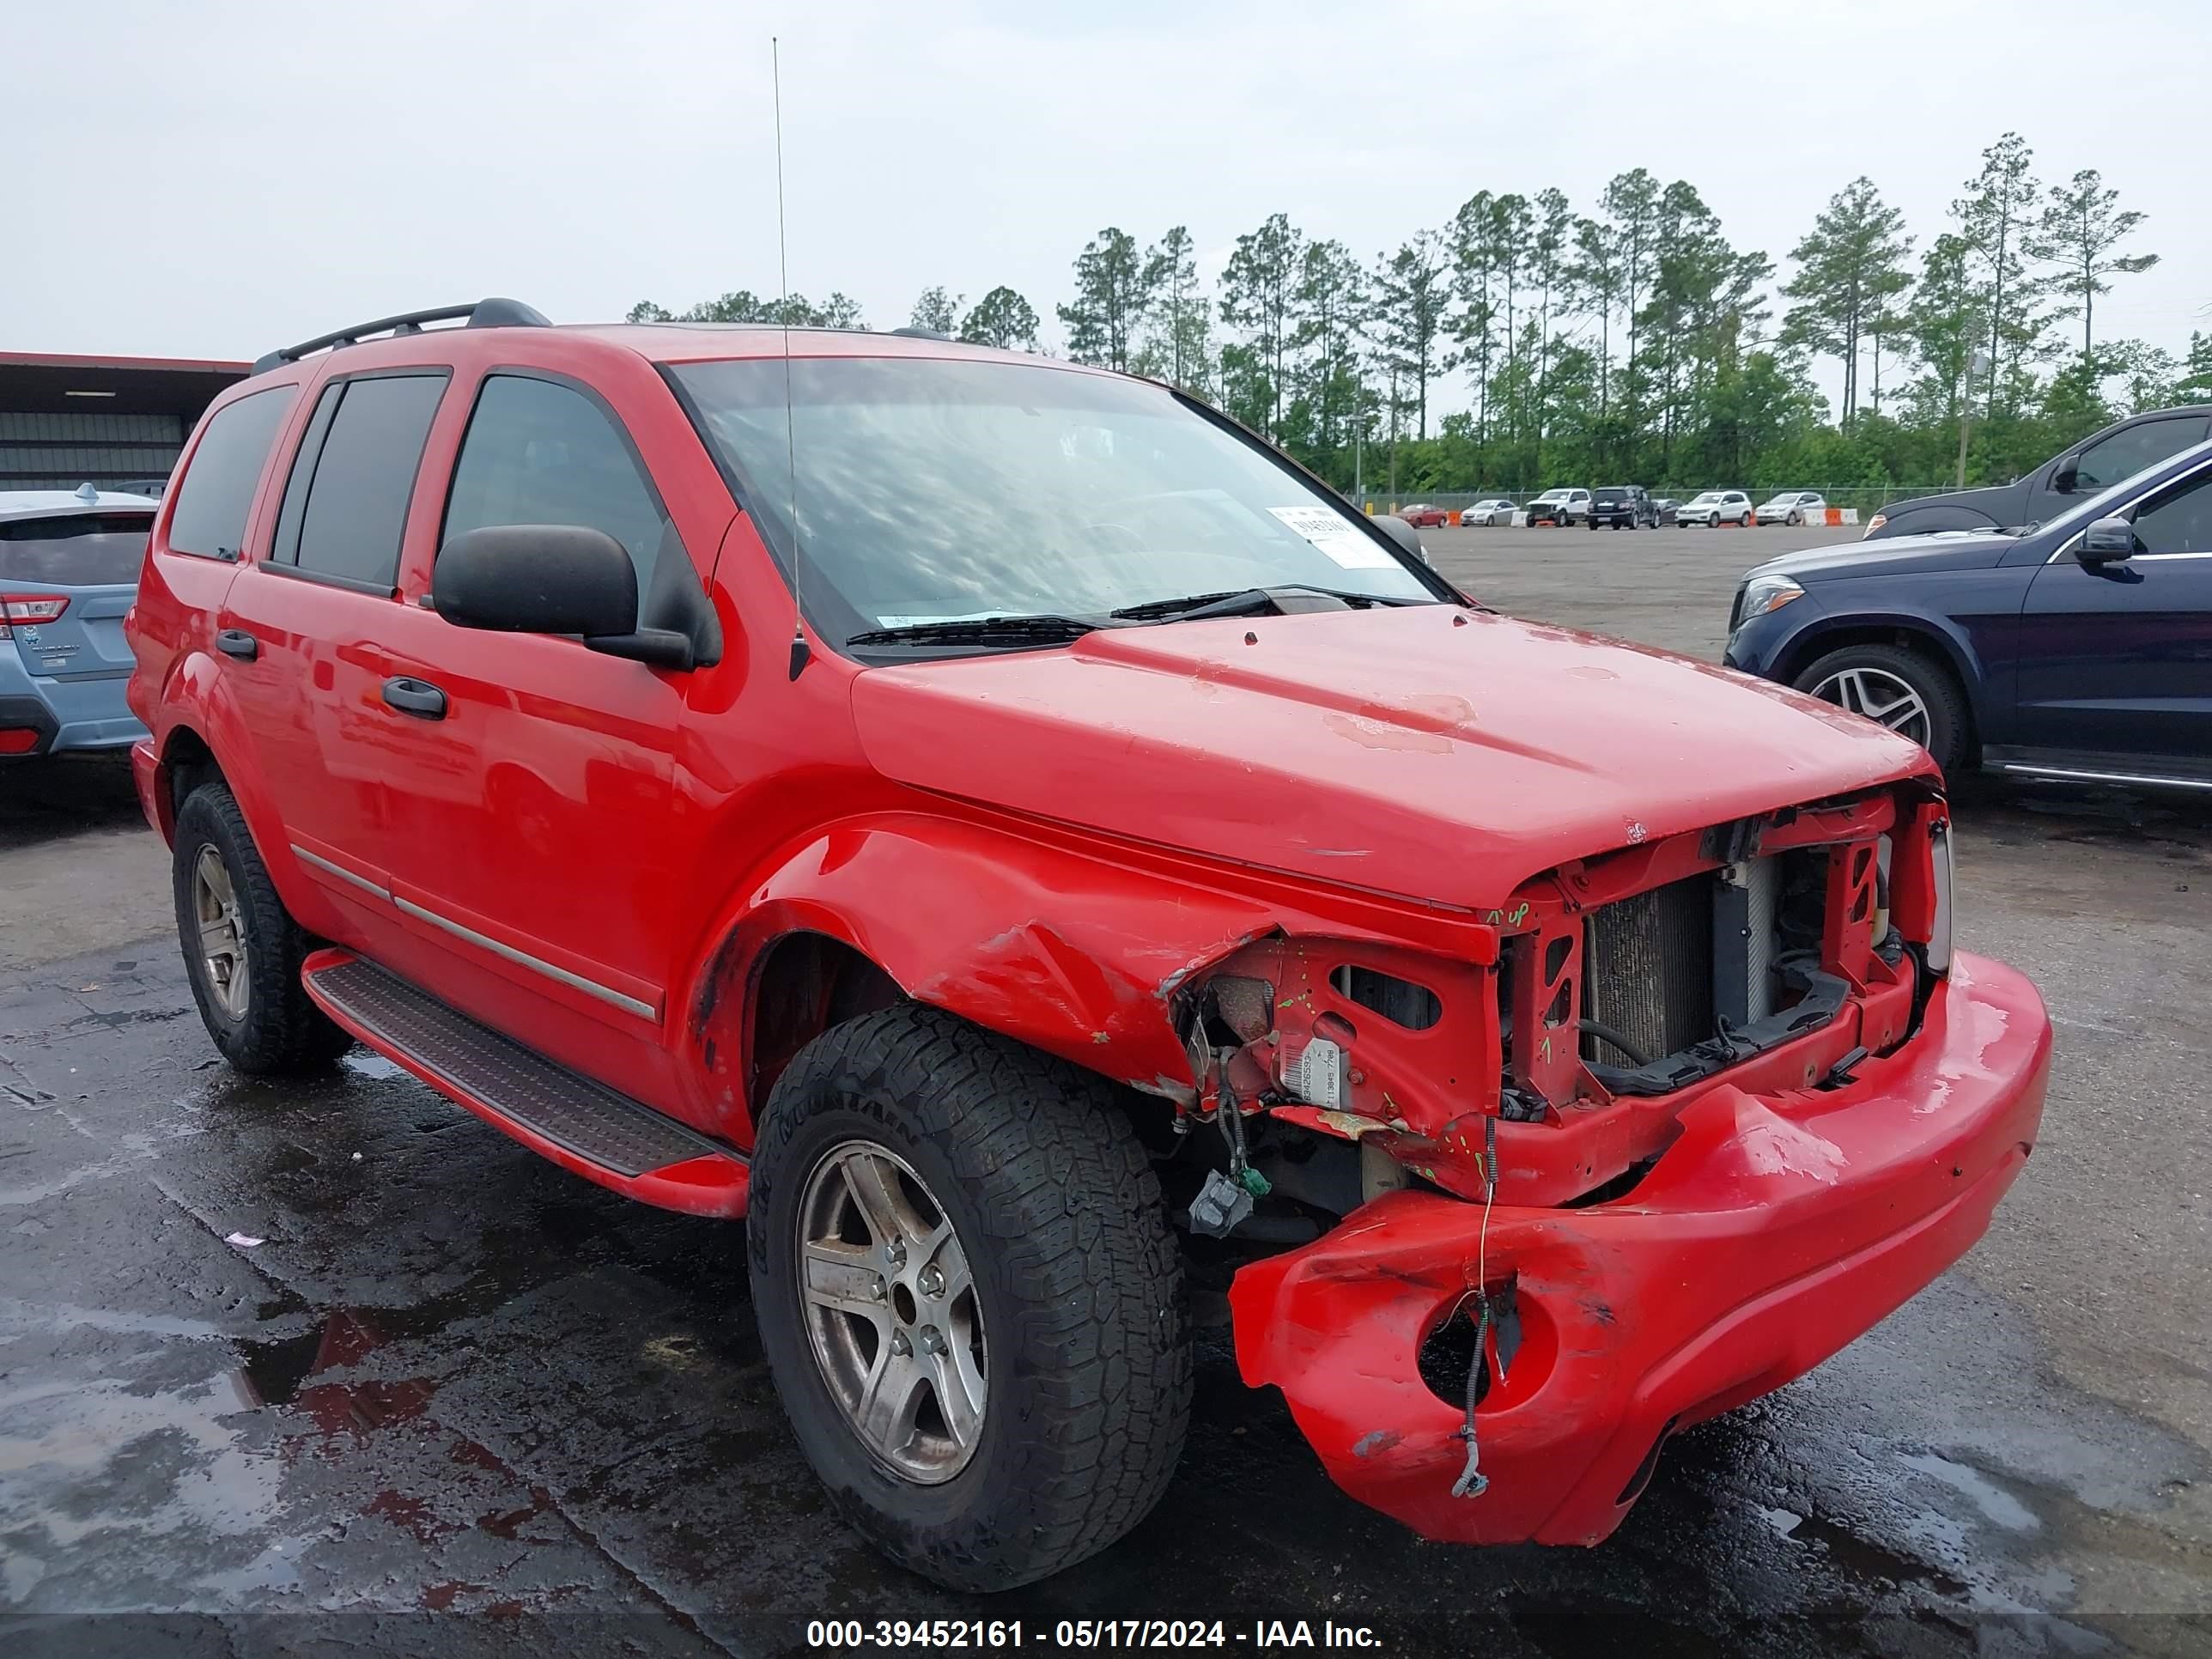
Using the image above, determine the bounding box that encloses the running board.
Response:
[301,949,748,1218]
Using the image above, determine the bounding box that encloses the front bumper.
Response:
[1230,950,2049,1548]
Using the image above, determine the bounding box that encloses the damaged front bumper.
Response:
[1228,950,2051,1548]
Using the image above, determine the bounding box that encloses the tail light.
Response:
[0,595,70,641]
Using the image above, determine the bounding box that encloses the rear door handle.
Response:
[215,629,258,660]
[381,676,447,720]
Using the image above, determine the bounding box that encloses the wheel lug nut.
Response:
[870,1276,888,1301]
[919,1326,943,1354]
[890,1329,911,1357]
[920,1266,945,1298]
[885,1237,906,1268]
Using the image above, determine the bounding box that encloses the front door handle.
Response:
[215,629,258,660]
[381,676,447,720]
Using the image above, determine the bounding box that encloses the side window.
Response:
[269,382,344,565]
[441,375,671,590]
[2075,418,2208,491]
[290,374,448,591]
[2130,468,2212,556]
[164,386,298,559]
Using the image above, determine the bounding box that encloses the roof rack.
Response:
[889,326,952,341]
[251,297,550,376]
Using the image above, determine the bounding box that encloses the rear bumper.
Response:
[1229,950,2050,1548]
[0,665,144,757]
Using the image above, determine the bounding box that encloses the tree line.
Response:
[629,131,2206,498]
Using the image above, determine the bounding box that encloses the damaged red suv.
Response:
[125,300,2051,1591]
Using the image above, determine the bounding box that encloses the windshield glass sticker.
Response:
[1267,506,1399,570]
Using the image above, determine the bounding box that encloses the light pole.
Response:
[1956,348,1990,489]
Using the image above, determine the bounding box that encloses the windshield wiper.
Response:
[845,613,1114,647]
[1110,584,1416,623]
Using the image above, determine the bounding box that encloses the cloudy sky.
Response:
[15,0,2206,406]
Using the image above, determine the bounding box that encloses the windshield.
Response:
[0,513,154,585]
[1534,490,1568,502]
[1687,493,1723,506]
[672,356,1437,646]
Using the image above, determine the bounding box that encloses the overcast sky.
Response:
[16,0,2207,410]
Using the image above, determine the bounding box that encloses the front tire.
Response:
[749,1006,1190,1591]
[171,781,352,1074]
[1793,642,1972,775]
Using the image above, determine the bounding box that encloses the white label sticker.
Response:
[1268,506,1399,570]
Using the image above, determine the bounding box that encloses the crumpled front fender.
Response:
[683,811,1282,1105]
[1230,951,2051,1547]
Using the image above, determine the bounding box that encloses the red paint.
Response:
[125,320,2051,1556]
[1231,951,2049,1547]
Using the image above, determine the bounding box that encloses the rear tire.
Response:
[171,782,353,1075]
[1792,642,1972,776]
[749,1005,1190,1591]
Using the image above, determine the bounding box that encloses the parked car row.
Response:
[1411,489,1827,528]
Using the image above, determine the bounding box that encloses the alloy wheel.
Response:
[1809,665,1932,747]
[191,845,250,1019]
[797,1139,988,1484]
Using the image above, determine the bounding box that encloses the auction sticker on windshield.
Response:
[1267,506,1399,569]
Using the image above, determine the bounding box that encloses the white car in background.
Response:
[1677,489,1753,527]
[1461,497,1517,526]
[1525,488,1591,526]
[1756,490,1827,526]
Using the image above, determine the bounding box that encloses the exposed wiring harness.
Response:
[1452,1113,1499,1500]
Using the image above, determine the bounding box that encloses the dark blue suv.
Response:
[1724,439,2212,789]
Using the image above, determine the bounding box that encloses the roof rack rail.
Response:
[889,326,951,341]
[251,297,550,376]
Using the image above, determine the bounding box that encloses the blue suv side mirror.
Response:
[2075,516,2137,565]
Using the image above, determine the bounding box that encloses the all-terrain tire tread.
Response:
[749,1003,1190,1589]
[173,782,352,1075]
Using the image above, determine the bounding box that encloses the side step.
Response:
[301,950,749,1218]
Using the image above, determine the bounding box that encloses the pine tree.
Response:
[1057,228,1155,371]
[908,287,963,334]
[1219,214,1304,438]
[1951,132,2048,418]
[1779,177,1914,427]
[2041,168,2158,365]
[958,287,1040,351]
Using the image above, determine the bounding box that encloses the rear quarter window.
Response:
[164,386,299,560]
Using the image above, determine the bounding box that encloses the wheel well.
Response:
[738,932,903,1114]
[1780,625,1979,752]
[157,726,223,836]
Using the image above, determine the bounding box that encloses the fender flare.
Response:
[676,811,1284,1133]
[151,653,331,929]
[1774,607,1994,739]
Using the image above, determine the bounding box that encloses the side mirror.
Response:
[435,525,638,636]
[1371,512,1431,566]
[2050,455,2080,495]
[2075,515,2137,565]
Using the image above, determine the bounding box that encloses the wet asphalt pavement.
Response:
[4,526,2211,1656]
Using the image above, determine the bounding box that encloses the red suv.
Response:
[126,300,2051,1592]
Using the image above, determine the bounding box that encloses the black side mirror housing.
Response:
[2075,515,2137,564]
[435,525,639,636]
[1371,512,1431,567]
[2051,455,2080,495]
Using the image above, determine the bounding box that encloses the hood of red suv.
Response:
[850,605,1934,912]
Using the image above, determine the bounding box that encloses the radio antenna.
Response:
[774,35,809,678]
